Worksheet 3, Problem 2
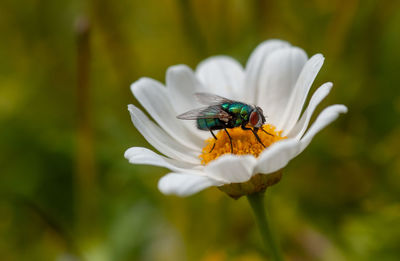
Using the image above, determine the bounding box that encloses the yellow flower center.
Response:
[200,124,286,164]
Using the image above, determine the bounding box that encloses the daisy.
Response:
[124,39,347,198]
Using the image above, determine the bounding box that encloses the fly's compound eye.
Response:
[249,111,259,126]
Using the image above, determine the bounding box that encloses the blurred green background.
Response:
[1,0,400,260]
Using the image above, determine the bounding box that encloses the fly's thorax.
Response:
[226,102,245,114]
[239,105,252,121]
[225,103,252,119]
[234,118,243,126]
[219,102,250,128]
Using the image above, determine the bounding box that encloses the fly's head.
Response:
[249,106,266,128]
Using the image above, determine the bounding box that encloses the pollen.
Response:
[200,124,286,165]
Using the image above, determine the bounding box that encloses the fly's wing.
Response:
[177,105,231,122]
[194,92,235,105]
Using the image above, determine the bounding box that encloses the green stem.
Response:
[247,191,283,261]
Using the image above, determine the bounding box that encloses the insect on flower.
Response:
[177,92,273,153]
[125,39,348,197]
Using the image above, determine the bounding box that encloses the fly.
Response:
[176,92,272,153]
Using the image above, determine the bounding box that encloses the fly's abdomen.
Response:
[197,118,224,130]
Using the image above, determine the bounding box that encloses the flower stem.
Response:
[247,191,283,261]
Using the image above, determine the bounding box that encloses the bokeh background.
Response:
[1,0,400,260]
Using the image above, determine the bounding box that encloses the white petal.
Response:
[128,104,200,164]
[255,47,308,127]
[245,39,291,103]
[255,139,301,174]
[166,65,209,140]
[298,104,348,153]
[255,104,347,174]
[158,172,222,196]
[204,155,257,183]
[131,77,203,150]
[195,56,244,99]
[278,54,325,133]
[124,147,198,173]
[166,65,205,114]
[287,82,333,140]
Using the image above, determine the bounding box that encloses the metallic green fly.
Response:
[176,93,272,153]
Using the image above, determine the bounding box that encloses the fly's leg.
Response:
[210,129,217,140]
[241,125,266,148]
[260,126,273,136]
[209,143,216,153]
[251,129,266,148]
[208,129,217,153]
[223,128,233,153]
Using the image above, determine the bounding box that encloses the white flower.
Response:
[124,39,347,197]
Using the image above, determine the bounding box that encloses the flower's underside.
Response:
[200,124,286,165]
